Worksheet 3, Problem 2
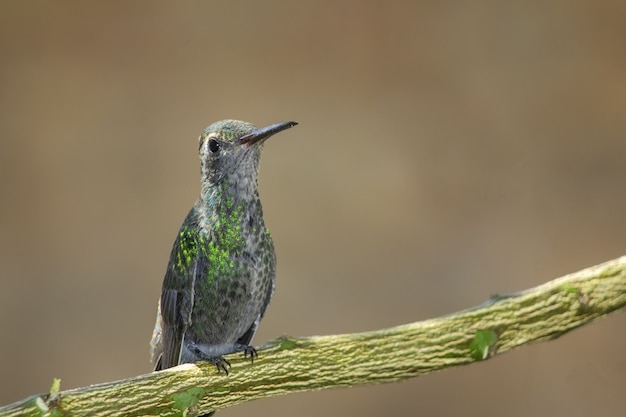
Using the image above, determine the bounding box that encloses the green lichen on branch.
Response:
[1,256,625,417]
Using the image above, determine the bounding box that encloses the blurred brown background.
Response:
[1,1,625,416]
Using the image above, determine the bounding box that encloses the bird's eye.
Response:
[208,139,220,153]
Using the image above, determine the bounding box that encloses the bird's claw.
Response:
[213,357,232,375]
[243,346,258,363]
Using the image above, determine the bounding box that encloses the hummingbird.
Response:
[150,119,298,377]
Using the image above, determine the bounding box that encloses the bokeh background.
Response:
[1,1,625,416]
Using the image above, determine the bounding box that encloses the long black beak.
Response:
[238,121,298,146]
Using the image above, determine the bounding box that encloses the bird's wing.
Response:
[155,209,201,370]
[150,298,164,369]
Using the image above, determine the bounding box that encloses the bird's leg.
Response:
[188,342,257,374]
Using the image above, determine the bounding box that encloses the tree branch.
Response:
[2,256,625,417]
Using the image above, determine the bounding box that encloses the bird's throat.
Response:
[197,182,263,243]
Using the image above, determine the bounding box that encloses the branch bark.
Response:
[2,256,625,417]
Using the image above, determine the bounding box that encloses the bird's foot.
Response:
[223,343,257,364]
[240,344,258,363]
[211,356,232,375]
[189,343,257,375]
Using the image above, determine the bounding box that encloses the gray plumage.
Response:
[150,120,297,375]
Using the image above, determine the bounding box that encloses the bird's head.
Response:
[198,119,297,188]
